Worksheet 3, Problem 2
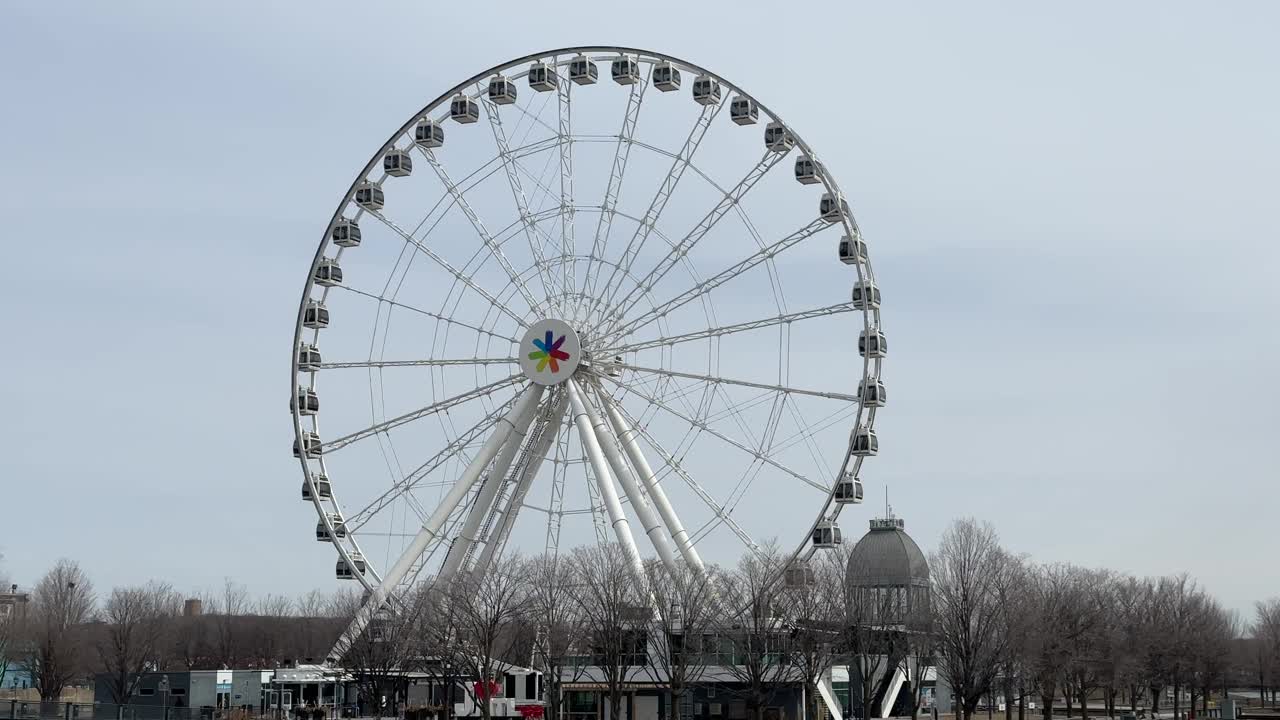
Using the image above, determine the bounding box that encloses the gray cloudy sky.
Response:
[1,2,1276,612]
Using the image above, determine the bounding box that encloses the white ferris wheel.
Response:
[290,47,885,649]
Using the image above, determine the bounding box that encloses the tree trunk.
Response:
[1018,689,1025,720]
[1081,684,1090,720]
[1174,680,1181,720]
[1067,690,1074,718]
[671,688,682,720]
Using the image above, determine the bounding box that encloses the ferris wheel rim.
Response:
[290,45,884,596]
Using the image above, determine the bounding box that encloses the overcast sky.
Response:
[1,1,1276,614]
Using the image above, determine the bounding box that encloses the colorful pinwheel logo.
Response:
[528,330,571,373]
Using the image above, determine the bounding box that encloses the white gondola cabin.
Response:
[857,377,887,407]
[291,386,319,416]
[730,96,758,125]
[858,328,887,358]
[415,119,444,148]
[850,279,880,310]
[383,149,413,177]
[313,258,342,288]
[795,155,820,184]
[764,121,794,152]
[336,554,366,579]
[653,61,681,91]
[569,54,598,84]
[297,343,322,371]
[488,75,518,104]
[302,472,331,501]
[607,354,623,378]
[834,472,864,505]
[315,513,346,541]
[850,426,878,457]
[812,520,843,548]
[528,62,557,91]
[611,56,640,84]
[303,300,329,329]
[692,75,721,105]
[784,560,816,588]
[331,219,361,248]
[820,192,849,223]
[838,235,867,265]
[450,95,480,123]
[354,182,384,211]
[294,431,322,459]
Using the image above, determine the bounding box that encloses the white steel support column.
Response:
[436,391,543,581]
[598,390,705,572]
[566,379,646,582]
[329,383,544,662]
[583,383,679,573]
[472,393,567,576]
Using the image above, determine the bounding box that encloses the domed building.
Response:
[845,516,931,629]
[831,516,937,720]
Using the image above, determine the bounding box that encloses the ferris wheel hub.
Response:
[518,318,582,385]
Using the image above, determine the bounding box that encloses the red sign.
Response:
[518,706,545,719]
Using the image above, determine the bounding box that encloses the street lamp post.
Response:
[158,675,170,720]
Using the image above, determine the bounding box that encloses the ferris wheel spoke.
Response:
[363,210,530,329]
[555,63,577,302]
[604,375,829,494]
[582,78,647,311]
[589,100,725,328]
[344,397,519,533]
[321,373,523,454]
[416,148,546,316]
[606,397,765,560]
[336,284,518,345]
[603,217,836,345]
[604,150,788,324]
[604,302,855,355]
[482,95,562,309]
[613,363,860,403]
[317,357,515,370]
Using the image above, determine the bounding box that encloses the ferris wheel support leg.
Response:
[327,382,544,663]
[436,389,544,582]
[582,383,680,574]
[472,393,567,576]
[597,386,705,573]
[566,378,646,583]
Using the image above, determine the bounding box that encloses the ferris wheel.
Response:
[290,47,885,651]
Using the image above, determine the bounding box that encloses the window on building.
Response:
[140,689,156,697]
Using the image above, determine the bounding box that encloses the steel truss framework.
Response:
[287,47,885,663]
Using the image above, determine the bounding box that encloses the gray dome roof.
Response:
[845,517,930,588]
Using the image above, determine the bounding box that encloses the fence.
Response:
[3,703,295,720]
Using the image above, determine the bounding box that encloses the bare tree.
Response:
[293,589,344,665]
[208,579,251,668]
[336,586,430,718]
[247,593,295,668]
[930,519,1013,720]
[527,555,587,720]
[569,544,650,720]
[96,582,182,704]
[719,543,799,720]
[25,559,96,702]
[786,553,844,720]
[0,553,18,691]
[1252,599,1280,710]
[444,555,533,720]
[642,560,721,720]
